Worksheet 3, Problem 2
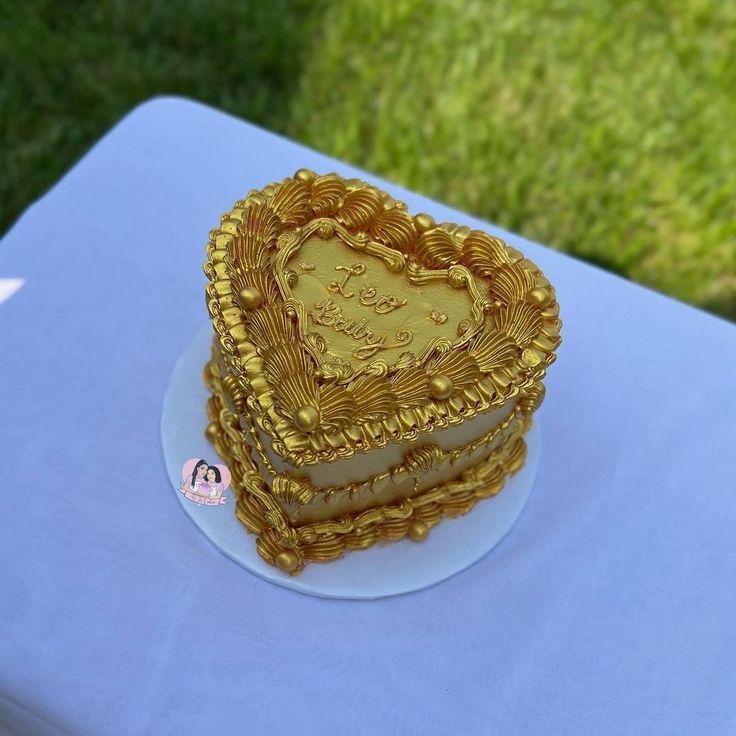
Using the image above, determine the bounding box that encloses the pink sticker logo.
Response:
[179,458,231,506]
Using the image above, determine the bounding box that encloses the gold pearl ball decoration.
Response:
[294,405,320,433]
[527,287,550,307]
[275,550,300,573]
[413,213,435,233]
[238,286,263,310]
[407,519,429,542]
[204,422,219,444]
[428,374,454,400]
[316,221,335,239]
[294,168,316,184]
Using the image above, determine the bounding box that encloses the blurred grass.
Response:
[2,0,735,318]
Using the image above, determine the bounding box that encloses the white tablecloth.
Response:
[1,97,734,736]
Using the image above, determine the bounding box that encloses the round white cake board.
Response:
[161,324,541,600]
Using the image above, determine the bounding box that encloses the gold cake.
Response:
[203,170,561,574]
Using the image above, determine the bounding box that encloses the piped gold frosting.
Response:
[202,170,562,574]
[204,171,561,469]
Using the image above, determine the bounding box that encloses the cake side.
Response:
[205,350,540,574]
[210,338,535,524]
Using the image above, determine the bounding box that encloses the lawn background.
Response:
[2,0,735,319]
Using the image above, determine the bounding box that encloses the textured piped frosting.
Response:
[202,170,561,574]
[204,170,561,469]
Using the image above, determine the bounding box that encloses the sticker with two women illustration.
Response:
[179,457,231,506]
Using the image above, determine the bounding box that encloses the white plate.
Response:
[161,324,541,599]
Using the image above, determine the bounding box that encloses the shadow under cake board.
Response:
[160,324,541,600]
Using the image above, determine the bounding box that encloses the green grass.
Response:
[2,0,735,318]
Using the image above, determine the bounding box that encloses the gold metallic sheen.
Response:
[204,422,219,444]
[201,170,562,573]
[294,168,316,184]
[203,171,560,467]
[413,213,436,233]
[528,287,550,307]
[428,374,454,400]
[408,519,430,542]
[274,550,300,573]
[294,405,320,432]
[204,362,531,575]
[238,286,263,310]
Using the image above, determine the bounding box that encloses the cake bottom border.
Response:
[205,384,532,576]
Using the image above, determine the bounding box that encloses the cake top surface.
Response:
[204,170,561,467]
[287,236,478,371]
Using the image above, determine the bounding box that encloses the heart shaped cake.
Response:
[203,170,561,574]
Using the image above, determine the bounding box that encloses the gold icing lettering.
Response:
[328,262,408,314]
[310,298,413,361]
[358,286,407,314]
[329,263,365,298]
